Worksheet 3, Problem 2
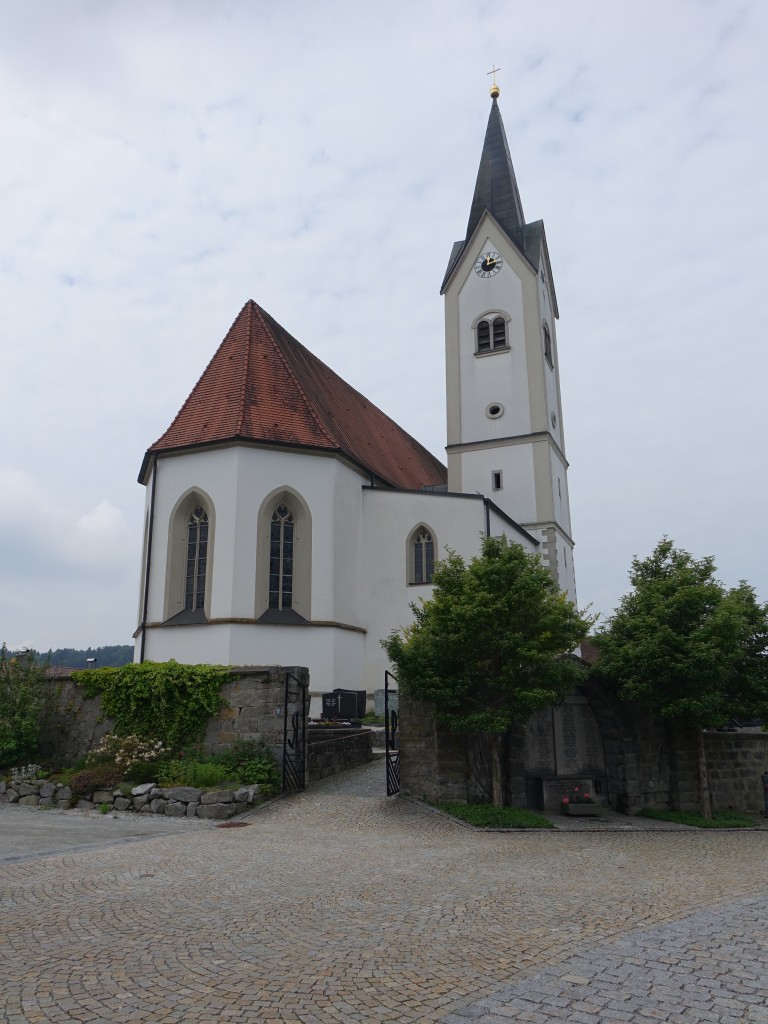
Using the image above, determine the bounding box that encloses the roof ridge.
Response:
[250,303,336,449]
[234,300,254,436]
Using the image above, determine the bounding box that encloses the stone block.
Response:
[200,789,234,804]
[235,801,248,814]
[19,783,39,796]
[133,795,149,810]
[132,783,154,797]
[57,786,72,801]
[113,797,132,811]
[56,798,71,809]
[76,800,94,810]
[93,791,114,804]
[150,798,168,814]
[165,801,186,817]
[38,797,54,809]
[196,803,237,820]
[39,782,56,798]
[19,795,40,806]
[186,802,199,817]
[139,804,153,813]
[165,787,202,803]
[7,789,19,802]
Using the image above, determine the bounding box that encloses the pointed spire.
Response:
[465,96,525,248]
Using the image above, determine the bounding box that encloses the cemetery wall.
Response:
[38,667,309,768]
[307,728,373,780]
[400,688,767,816]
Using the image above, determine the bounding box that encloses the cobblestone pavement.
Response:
[2,761,767,1024]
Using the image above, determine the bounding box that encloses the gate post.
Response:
[282,670,308,793]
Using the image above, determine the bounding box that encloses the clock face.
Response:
[474,251,503,278]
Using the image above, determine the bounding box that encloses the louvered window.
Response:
[476,315,507,354]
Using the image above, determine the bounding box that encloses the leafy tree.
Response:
[593,539,768,817]
[382,536,593,806]
[0,644,50,768]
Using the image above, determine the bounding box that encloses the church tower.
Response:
[441,83,576,602]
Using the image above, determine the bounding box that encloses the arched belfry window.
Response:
[184,506,209,611]
[476,314,508,354]
[269,503,295,610]
[543,321,553,367]
[410,526,435,585]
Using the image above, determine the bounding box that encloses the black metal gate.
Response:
[282,671,307,794]
[384,670,400,796]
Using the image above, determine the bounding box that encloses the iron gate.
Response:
[282,671,307,794]
[384,670,400,795]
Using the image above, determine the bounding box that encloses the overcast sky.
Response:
[1,0,766,652]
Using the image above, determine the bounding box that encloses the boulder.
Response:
[76,800,94,810]
[93,791,114,804]
[196,803,237,820]
[19,783,39,796]
[57,786,72,801]
[149,798,167,814]
[200,789,234,805]
[185,802,199,818]
[38,797,54,809]
[165,801,186,817]
[39,782,56,798]
[131,783,154,797]
[19,795,40,806]
[165,787,202,803]
[113,798,132,811]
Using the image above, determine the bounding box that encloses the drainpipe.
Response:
[139,454,158,663]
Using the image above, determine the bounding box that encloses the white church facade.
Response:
[133,88,577,713]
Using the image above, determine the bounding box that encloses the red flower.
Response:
[561,796,570,804]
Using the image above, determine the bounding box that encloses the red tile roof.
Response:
[142,300,447,490]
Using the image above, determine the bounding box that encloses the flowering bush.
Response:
[85,734,165,771]
[9,763,43,783]
[561,785,594,806]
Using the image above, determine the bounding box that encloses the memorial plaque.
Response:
[553,698,605,775]
[524,706,556,774]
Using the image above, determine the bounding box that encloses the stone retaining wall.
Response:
[37,666,309,772]
[0,778,265,819]
[308,728,373,781]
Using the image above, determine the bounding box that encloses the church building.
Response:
[134,84,576,715]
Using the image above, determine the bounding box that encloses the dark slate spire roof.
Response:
[465,97,525,249]
[442,94,558,307]
[139,300,447,490]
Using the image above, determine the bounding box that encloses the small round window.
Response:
[486,403,504,419]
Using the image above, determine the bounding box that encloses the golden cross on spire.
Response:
[487,65,501,99]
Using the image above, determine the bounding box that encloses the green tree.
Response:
[593,539,768,817]
[382,536,593,806]
[0,644,50,768]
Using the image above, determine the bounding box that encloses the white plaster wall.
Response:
[549,450,573,538]
[458,444,538,525]
[457,234,531,442]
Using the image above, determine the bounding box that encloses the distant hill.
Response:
[7,645,134,669]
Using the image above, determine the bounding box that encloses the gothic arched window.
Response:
[411,527,435,585]
[476,314,508,354]
[269,503,295,610]
[184,505,209,611]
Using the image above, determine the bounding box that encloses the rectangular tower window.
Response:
[492,471,502,491]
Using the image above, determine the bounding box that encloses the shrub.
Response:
[69,765,122,800]
[156,760,228,788]
[86,734,165,771]
[123,760,161,784]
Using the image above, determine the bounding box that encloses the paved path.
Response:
[2,762,767,1023]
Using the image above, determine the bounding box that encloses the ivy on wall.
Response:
[74,661,230,749]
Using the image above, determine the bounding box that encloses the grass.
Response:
[433,801,554,829]
[637,808,760,828]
